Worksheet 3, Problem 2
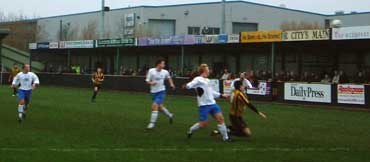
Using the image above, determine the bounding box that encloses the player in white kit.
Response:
[145,59,175,129]
[185,64,231,142]
[11,64,40,123]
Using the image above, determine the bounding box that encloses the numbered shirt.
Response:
[12,72,40,91]
[145,68,170,93]
[186,76,221,106]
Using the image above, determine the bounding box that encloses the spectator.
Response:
[57,65,63,74]
[353,71,366,84]
[309,72,320,82]
[259,70,269,81]
[288,71,298,81]
[266,70,272,81]
[332,70,340,84]
[321,74,331,83]
[220,68,230,80]
[127,68,134,75]
[273,72,280,82]
[48,64,55,73]
[300,72,309,82]
[278,71,287,82]
[339,70,349,83]
[120,66,125,75]
[228,73,237,80]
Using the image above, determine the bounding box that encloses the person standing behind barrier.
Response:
[321,74,332,83]
[332,70,340,84]
[9,63,20,96]
[220,68,230,80]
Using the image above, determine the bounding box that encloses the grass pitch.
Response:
[0,86,369,162]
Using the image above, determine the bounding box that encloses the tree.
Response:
[81,20,98,40]
[34,24,49,42]
[133,23,159,38]
[58,23,79,41]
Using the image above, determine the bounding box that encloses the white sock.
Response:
[188,123,200,134]
[150,111,159,124]
[218,123,229,141]
[18,105,24,118]
[161,107,173,118]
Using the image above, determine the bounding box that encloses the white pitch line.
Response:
[0,147,357,152]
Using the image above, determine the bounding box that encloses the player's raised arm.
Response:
[186,77,202,89]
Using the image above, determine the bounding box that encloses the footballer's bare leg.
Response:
[187,121,208,138]
[243,128,252,137]
[147,103,159,129]
[91,86,99,102]
[214,113,230,141]
[159,104,174,124]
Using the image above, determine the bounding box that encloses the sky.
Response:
[1,0,370,18]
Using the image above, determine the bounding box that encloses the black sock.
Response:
[92,91,98,99]
[13,88,17,95]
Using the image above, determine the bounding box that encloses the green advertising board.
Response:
[97,38,136,47]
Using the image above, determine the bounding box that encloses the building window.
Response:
[201,27,220,35]
[232,22,258,34]
[188,27,200,35]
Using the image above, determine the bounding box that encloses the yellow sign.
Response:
[241,30,282,43]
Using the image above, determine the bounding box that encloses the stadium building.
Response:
[2,1,370,75]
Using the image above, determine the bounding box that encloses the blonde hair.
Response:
[198,64,209,74]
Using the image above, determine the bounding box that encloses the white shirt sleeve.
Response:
[186,77,200,89]
[32,73,40,85]
[212,89,221,98]
[245,79,253,88]
[166,70,171,79]
[230,79,236,90]
[12,73,20,86]
[145,70,152,82]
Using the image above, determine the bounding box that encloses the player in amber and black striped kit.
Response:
[9,63,21,96]
[91,67,105,103]
[228,80,267,137]
[212,80,267,138]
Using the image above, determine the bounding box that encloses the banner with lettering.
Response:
[337,84,365,105]
[284,83,331,103]
[332,26,370,40]
[282,29,330,41]
[241,30,282,43]
[59,40,94,49]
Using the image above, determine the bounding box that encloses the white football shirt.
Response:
[186,76,221,106]
[12,72,40,91]
[145,68,170,93]
[230,78,253,90]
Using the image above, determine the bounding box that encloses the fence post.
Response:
[181,46,185,75]
[115,47,120,75]
[67,49,71,67]
[271,42,276,80]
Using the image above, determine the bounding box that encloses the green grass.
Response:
[0,85,369,162]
